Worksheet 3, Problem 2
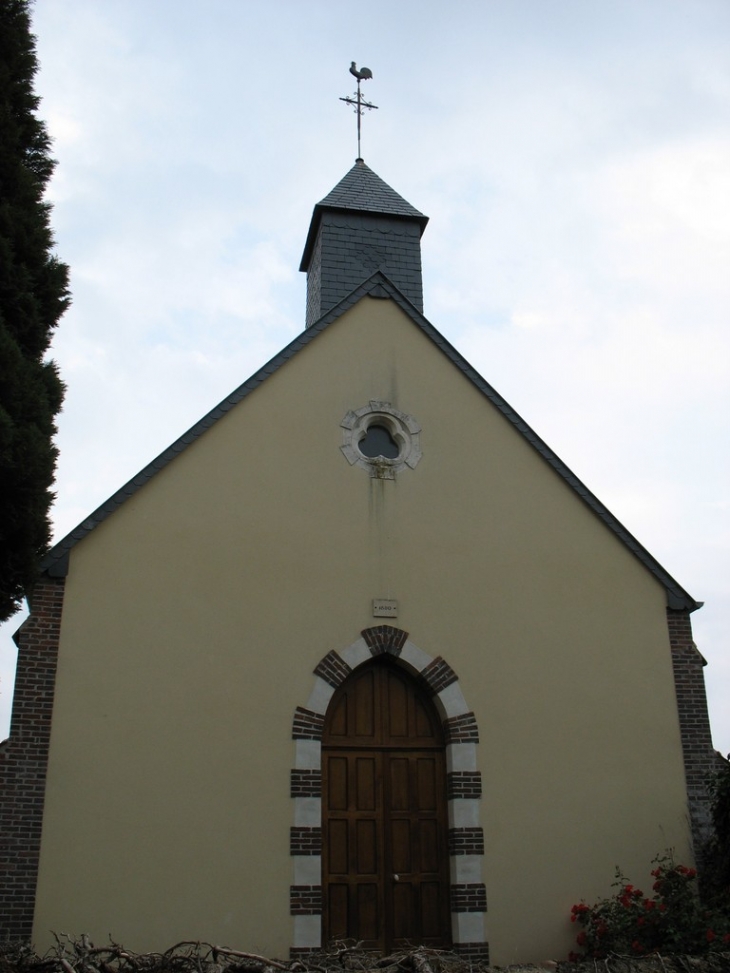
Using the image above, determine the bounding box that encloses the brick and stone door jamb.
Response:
[290,626,488,961]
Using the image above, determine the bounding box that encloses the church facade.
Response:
[0,161,717,964]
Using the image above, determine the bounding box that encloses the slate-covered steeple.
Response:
[300,159,429,328]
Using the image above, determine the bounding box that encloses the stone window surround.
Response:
[340,402,422,479]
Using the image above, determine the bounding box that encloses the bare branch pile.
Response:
[0,938,728,973]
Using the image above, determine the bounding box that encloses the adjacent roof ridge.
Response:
[39,273,699,612]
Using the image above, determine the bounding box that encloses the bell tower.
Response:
[300,159,429,328]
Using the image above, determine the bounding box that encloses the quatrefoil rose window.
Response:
[340,402,422,479]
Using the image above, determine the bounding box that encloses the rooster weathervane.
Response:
[340,62,378,161]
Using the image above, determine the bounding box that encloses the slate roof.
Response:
[40,271,699,613]
[300,159,429,272]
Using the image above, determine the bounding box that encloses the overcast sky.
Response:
[2,0,728,755]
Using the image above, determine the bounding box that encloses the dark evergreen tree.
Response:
[0,0,69,621]
[706,754,730,905]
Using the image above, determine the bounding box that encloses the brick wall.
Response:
[0,577,65,941]
[444,713,479,744]
[448,827,485,856]
[313,651,352,689]
[450,884,487,912]
[361,625,408,656]
[290,770,321,798]
[420,657,458,695]
[290,827,322,856]
[290,886,322,915]
[667,607,716,857]
[447,771,482,800]
[452,942,490,962]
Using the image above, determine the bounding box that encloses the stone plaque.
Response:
[372,599,398,618]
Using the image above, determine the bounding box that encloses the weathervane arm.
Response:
[339,96,378,112]
[341,62,377,160]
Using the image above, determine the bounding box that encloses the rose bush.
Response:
[568,854,730,960]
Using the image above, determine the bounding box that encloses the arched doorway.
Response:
[322,657,451,952]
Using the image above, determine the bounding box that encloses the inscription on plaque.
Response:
[372,599,398,618]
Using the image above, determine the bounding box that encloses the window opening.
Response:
[359,423,400,460]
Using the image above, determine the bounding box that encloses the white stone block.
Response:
[294,856,321,886]
[449,798,480,828]
[295,739,321,770]
[400,641,432,671]
[340,638,371,669]
[451,911,485,944]
[451,854,483,884]
[438,682,468,718]
[294,797,321,827]
[293,914,321,948]
[307,677,335,714]
[446,742,478,772]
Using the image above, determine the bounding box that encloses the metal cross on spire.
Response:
[340,62,378,161]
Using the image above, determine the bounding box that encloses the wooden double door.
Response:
[322,659,451,952]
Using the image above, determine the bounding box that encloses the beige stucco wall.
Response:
[33,297,692,963]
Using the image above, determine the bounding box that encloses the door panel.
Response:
[322,660,450,952]
[328,819,348,875]
[355,670,376,738]
[328,883,348,941]
[323,750,385,948]
[356,757,377,809]
[420,882,443,939]
[384,751,448,949]
[389,757,410,811]
[328,756,348,809]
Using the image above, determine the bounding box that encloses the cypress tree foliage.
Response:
[0,0,69,622]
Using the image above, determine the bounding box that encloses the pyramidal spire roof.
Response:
[300,159,428,271]
[318,159,427,222]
